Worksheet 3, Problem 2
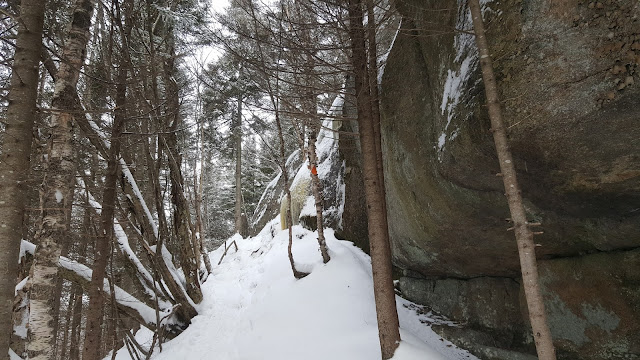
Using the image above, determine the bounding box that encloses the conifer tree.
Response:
[0,0,46,358]
[468,0,556,358]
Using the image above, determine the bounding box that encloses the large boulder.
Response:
[380,0,640,358]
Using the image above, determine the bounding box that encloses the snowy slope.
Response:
[110,219,477,360]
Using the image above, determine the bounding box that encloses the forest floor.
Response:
[110,219,478,360]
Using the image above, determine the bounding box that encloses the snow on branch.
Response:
[119,158,159,240]
[57,255,175,331]
[18,240,36,264]
[76,178,158,296]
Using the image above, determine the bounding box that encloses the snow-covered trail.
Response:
[112,219,477,360]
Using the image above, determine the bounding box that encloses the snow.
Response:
[437,0,495,160]
[8,348,22,360]
[120,159,159,239]
[76,178,161,302]
[107,219,477,360]
[252,170,281,226]
[18,239,36,264]
[14,277,28,296]
[54,190,63,203]
[378,19,402,85]
[59,256,172,327]
[299,195,316,218]
[13,298,28,339]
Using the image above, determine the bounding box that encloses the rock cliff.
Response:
[381,0,640,358]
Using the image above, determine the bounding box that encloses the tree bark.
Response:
[82,0,131,356]
[163,35,203,304]
[276,112,307,280]
[28,1,95,359]
[365,0,387,210]
[348,0,400,357]
[0,1,46,358]
[195,124,212,275]
[68,286,83,360]
[58,283,75,360]
[468,1,556,359]
[234,96,248,237]
[11,244,34,359]
[307,128,330,264]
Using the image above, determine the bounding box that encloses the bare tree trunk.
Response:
[234,97,248,237]
[296,0,330,264]
[365,0,387,213]
[28,1,95,359]
[58,284,74,360]
[195,124,212,275]
[163,37,203,304]
[277,114,307,280]
[83,0,131,356]
[306,128,330,264]
[248,0,307,278]
[0,1,46,357]
[348,0,400,357]
[68,286,83,360]
[468,1,556,359]
[69,207,90,360]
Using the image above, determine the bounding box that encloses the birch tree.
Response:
[28,1,95,359]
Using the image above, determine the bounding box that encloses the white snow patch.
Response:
[54,190,63,203]
[9,348,23,360]
[299,196,316,218]
[108,219,477,360]
[379,19,403,84]
[438,0,496,160]
[14,277,28,296]
[13,300,28,340]
[18,240,36,264]
[59,256,172,327]
[120,159,159,239]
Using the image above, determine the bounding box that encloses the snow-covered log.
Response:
[77,179,161,300]
[57,255,183,337]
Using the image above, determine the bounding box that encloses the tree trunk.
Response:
[348,0,401,358]
[296,1,330,264]
[28,1,95,359]
[68,286,83,360]
[365,0,387,208]
[0,1,46,358]
[58,283,75,360]
[276,112,307,279]
[307,128,330,264]
[163,37,203,304]
[11,244,34,359]
[468,1,556,359]
[234,97,248,237]
[83,0,131,356]
[69,207,89,360]
[195,124,212,275]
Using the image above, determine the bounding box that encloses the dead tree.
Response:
[468,0,556,359]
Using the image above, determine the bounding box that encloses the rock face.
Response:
[379,0,640,358]
[251,96,347,236]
